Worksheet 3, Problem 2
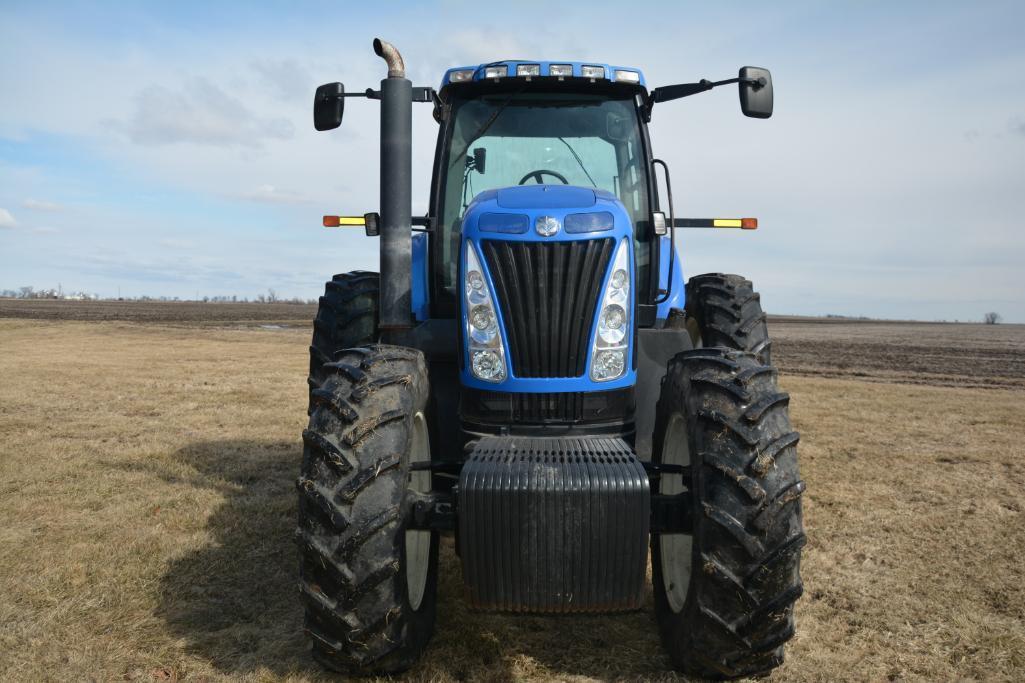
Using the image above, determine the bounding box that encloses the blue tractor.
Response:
[299,38,805,679]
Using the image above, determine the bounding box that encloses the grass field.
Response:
[1,304,1024,681]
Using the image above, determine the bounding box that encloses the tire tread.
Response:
[652,347,804,679]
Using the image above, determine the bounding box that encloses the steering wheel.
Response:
[518,169,570,185]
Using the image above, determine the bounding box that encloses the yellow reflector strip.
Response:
[324,215,366,227]
[713,219,743,228]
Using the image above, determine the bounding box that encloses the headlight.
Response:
[464,243,507,382]
[598,304,627,345]
[590,239,630,382]
[466,271,487,303]
[592,349,626,381]
[471,350,504,380]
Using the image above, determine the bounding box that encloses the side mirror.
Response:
[314,82,345,131]
[473,147,486,175]
[739,67,772,119]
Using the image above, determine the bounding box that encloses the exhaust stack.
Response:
[374,38,405,78]
[374,38,413,337]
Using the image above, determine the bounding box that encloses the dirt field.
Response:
[1,305,1023,682]
[771,318,1025,390]
[0,298,317,326]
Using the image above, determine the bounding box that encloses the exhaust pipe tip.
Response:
[373,38,406,79]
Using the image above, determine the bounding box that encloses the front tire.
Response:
[652,348,805,679]
[296,345,438,675]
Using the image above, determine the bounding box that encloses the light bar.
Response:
[443,63,645,87]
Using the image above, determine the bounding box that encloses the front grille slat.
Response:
[549,243,564,376]
[483,238,613,378]
[488,241,527,368]
[537,244,550,377]
[560,244,583,377]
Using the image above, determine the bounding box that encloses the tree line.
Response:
[1,286,316,305]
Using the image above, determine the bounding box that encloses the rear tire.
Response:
[685,273,771,364]
[651,348,805,679]
[309,272,380,409]
[296,345,437,676]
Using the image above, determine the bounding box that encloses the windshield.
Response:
[435,91,651,307]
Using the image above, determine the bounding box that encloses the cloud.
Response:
[22,198,64,211]
[444,29,535,64]
[158,238,194,249]
[1014,118,1025,137]
[0,208,16,229]
[112,78,295,148]
[235,184,311,205]
[79,250,246,283]
[252,59,312,102]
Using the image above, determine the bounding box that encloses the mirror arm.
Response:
[706,76,765,89]
[644,75,764,120]
[327,87,434,102]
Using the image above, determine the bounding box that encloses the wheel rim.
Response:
[405,412,431,611]
[660,413,693,613]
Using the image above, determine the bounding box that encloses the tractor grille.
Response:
[482,238,614,378]
[462,387,635,425]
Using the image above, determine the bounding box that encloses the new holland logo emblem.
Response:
[535,215,560,237]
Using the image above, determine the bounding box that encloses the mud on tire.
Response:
[685,273,771,364]
[296,344,437,675]
[651,348,805,679]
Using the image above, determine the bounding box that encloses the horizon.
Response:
[2,1,1025,322]
[1,289,1017,326]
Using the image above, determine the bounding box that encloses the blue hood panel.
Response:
[492,184,596,210]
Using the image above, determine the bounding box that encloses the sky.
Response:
[1,0,1024,321]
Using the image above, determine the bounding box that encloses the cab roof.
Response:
[440,61,647,91]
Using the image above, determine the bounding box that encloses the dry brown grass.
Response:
[1,317,1024,682]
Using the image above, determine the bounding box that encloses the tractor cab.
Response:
[300,39,803,680]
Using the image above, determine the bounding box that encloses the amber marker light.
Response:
[323,216,366,227]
